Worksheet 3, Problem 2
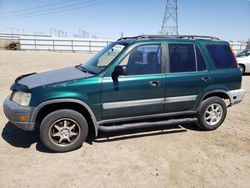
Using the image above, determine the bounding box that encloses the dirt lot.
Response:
[0,51,249,188]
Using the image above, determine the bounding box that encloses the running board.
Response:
[98,118,198,132]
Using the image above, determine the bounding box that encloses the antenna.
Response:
[161,0,178,35]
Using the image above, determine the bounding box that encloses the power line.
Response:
[0,0,114,21]
[0,0,100,19]
[0,0,74,17]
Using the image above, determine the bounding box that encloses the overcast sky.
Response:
[0,0,249,41]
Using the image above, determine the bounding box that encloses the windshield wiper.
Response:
[75,65,95,74]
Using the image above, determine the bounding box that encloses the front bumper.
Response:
[227,89,245,105]
[3,96,36,131]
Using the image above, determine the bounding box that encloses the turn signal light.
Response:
[19,116,29,121]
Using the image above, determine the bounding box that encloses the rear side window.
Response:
[169,44,196,73]
[169,44,206,73]
[207,45,237,69]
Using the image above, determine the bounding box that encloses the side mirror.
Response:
[112,66,126,82]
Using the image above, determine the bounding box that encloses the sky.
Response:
[0,0,249,41]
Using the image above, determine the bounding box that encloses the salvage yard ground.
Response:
[0,51,249,187]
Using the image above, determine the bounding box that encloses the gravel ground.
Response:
[0,51,249,188]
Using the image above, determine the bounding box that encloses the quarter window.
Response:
[207,45,237,69]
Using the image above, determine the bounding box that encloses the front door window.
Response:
[120,45,162,75]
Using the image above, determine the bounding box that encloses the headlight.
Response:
[11,91,31,106]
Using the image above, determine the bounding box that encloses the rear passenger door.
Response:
[165,43,212,113]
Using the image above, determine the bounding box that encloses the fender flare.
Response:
[31,99,99,136]
[199,90,231,108]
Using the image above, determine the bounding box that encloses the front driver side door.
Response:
[100,44,166,120]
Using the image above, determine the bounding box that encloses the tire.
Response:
[197,97,227,131]
[239,64,245,74]
[40,109,88,152]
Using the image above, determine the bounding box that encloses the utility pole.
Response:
[161,0,178,35]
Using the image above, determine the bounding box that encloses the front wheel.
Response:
[40,109,88,152]
[197,97,227,131]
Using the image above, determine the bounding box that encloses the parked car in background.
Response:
[236,50,250,73]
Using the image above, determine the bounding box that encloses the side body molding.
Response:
[31,99,99,136]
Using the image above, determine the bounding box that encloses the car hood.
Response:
[237,57,250,62]
[18,66,93,89]
[237,56,250,60]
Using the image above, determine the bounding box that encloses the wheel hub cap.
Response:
[204,103,223,126]
[49,118,81,146]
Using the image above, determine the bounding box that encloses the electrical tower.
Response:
[161,0,178,35]
[50,28,67,37]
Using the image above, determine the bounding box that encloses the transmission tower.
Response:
[161,0,178,35]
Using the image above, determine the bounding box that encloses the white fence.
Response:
[19,36,114,53]
[19,37,248,54]
[0,32,248,54]
[0,32,115,53]
[0,32,52,40]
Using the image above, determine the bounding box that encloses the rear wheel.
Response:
[40,109,88,152]
[197,97,227,131]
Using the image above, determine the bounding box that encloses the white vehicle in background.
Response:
[236,50,250,74]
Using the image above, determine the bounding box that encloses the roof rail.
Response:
[117,35,220,41]
[117,36,137,41]
[177,35,220,40]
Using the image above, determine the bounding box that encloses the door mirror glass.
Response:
[112,66,127,81]
[115,65,127,75]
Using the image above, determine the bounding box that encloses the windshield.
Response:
[236,50,250,57]
[81,43,126,74]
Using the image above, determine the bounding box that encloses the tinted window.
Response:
[196,46,206,71]
[169,44,196,73]
[207,45,237,69]
[120,45,162,75]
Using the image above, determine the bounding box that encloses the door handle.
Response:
[149,81,160,87]
[202,77,212,83]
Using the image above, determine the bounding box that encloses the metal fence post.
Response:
[89,41,91,53]
[71,40,74,52]
[52,40,55,51]
[34,38,37,50]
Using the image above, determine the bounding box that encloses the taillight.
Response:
[230,47,238,66]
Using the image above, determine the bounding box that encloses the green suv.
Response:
[3,35,245,152]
